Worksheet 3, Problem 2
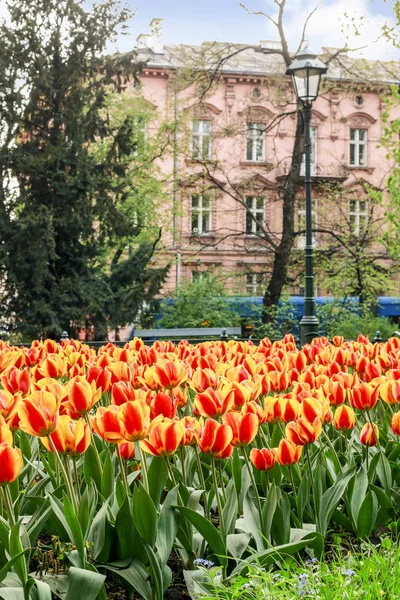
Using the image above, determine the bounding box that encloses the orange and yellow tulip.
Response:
[222,411,258,447]
[390,411,400,435]
[380,380,400,405]
[194,386,235,418]
[18,391,60,437]
[1,367,31,397]
[92,405,125,443]
[0,390,18,419]
[285,417,322,446]
[333,405,356,431]
[119,400,151,442]
[349,382,379,411]
[0,416,13,446]
[0,442,23,486]
[41,415,90,456]
[275,439,302,466]
[141,420,185,457]
[196,418,233,456]
[360,422,379,446]
[153,361,188,390]
[64,376,101,415]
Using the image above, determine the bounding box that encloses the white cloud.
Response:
[262,0,400,59]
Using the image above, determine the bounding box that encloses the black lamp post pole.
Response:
[300,105,319,345]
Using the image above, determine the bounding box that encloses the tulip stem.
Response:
[116,445,130,497]
[211,458,225,539]
[48,437,79,514]
[180,446,186,486]
[218,460,227,504]
[2,486,15,527]
[138,444,149,493]
[305,445,315,521]
[84,413,103,477]
[194,446,207,492]
[242,448,264,534]
[72,458,81,501]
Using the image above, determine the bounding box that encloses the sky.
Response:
[109,0,400,60]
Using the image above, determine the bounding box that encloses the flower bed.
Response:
[0,333,399,599]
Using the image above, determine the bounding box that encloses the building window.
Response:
[191,194,211,235]
[191,270,206,283]
[300,126,318,176]
[297,198,317,247]
[245,196,264,235]
[349,199,368,235]
[252,87,261,98]
[245,273,264,295]
[350,128,367,167]
[192,120,211,160]
[355,95,364,106]
[246,123,265,162]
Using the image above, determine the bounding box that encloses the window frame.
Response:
[297,197,318,248]
[192,119,212,160]
[349,198,368,236]
[245,122,265,162]
[300,126,318,176]
[349,128,368,167]
[245,196,265,236]
[245,273,264,295]
[191,193,212,235]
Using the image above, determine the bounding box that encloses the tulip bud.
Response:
[333,405,356,431]
[391,411,400,436]
[360,422,379,447]
[0,442,23,486]
[275,438,302,466]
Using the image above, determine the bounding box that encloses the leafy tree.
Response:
[159,272,241,328]
[0,0,169,340]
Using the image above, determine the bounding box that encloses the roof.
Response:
[136,41,400,85]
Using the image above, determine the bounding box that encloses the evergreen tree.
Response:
[0,0,169,340]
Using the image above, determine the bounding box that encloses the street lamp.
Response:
[286,47,327,346]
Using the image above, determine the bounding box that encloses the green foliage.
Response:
[316,300,396,339]
[159,272,242,328]
[253,296,297,340]
[0,0,168,340]
[197,539,400,600]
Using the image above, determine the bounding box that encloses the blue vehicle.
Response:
[150,296,400,337]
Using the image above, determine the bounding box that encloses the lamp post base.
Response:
[300,315,319,346]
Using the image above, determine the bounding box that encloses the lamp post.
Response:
[286,47,327,346]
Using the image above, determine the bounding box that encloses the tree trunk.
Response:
[262,110,303,322]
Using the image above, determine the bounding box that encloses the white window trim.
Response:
[245,196,265,235]
[300,126,318,176]
[349,128,368,167]
[191,194,212,235]
[245,273,263,295]
[192,120,211,160]
[297,198,318,249]
[246,122,265,162]
[349,199,368,236]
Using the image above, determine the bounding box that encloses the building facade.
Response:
[130,19,400,298]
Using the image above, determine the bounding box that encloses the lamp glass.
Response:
[292,67,322,105]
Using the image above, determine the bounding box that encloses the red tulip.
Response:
[250,448,275,471]
[196,418,233,456]
[222,412,258,447]
[141,420,184,457]
[275,439,302,466]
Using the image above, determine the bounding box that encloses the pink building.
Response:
[132,19,400,297]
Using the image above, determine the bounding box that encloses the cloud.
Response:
[262,0,400,59]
